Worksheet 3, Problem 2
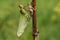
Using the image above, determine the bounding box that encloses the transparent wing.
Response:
[17,14,29,37]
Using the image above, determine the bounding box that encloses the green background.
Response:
[0,0,60,40]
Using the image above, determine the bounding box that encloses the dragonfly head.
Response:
[19,4,24,9]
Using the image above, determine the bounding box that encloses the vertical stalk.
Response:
[32,0,38,40]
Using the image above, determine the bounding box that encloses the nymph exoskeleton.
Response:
[27,2,34,16]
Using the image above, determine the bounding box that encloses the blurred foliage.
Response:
[0,0,60,40]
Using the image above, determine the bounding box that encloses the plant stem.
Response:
[32,0,38,40]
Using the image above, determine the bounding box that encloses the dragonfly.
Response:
[17,3,33,37]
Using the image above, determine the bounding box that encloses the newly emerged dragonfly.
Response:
[17,3,33,37]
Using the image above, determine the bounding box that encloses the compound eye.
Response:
[19,4,23,8]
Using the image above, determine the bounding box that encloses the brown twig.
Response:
[32,0,38,40]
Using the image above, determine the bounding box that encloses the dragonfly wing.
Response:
[17,15,29,37]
